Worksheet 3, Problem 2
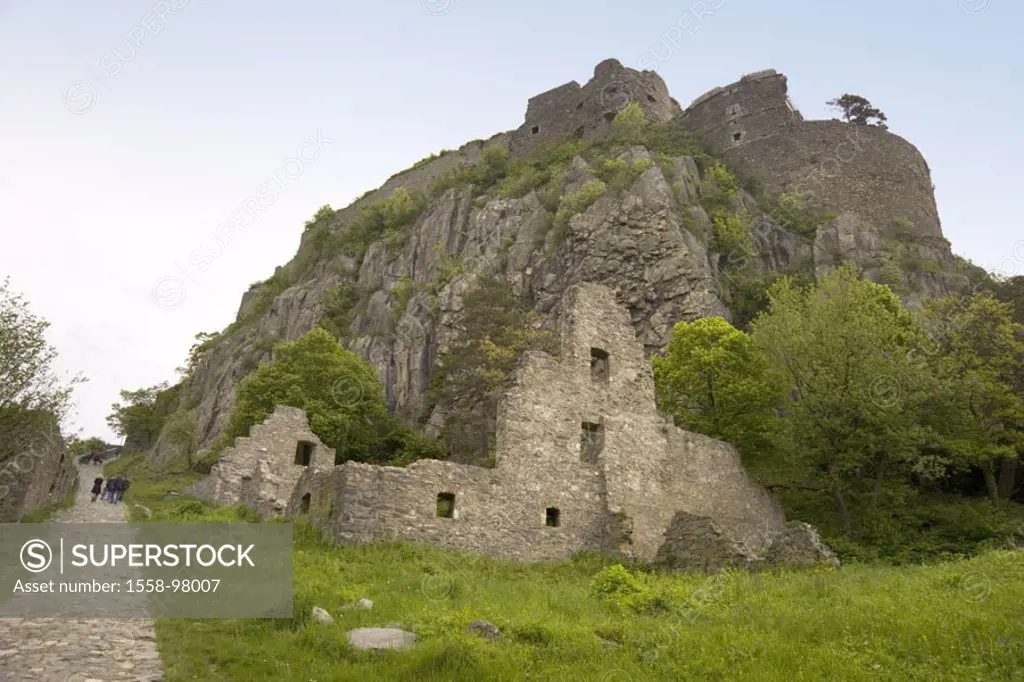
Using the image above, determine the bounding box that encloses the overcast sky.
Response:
[1,0,1019,444]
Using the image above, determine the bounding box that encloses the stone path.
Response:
[0,464,165,681]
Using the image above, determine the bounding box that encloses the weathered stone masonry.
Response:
[680,69,943,238]
[191,284,786,562]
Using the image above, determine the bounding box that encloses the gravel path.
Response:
[0,464,165,681]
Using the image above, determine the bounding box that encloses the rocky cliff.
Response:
[152,60,972,464]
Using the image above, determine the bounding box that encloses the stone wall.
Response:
[680,70,943,238]
[0,414,77,522]
[184,405,331,514]
[509,58,678,156]
[274,283,785,563]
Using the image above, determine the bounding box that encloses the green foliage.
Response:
[106,382,181,450]
[67,436,108,457]
[428,145,510,197]
[922,294,1024,502]
[222,327,392,464]
[426,276,557,464]
[332,187,428,261]
[827,93,888,128]
[703,160,738,207]
[497,140,584,199]
[750,264,942,533]
[162,408,198,468]
[769,191,835,237]
[393,275,417,317]
[304,204,335,231]
[879,259,908,294]
[551,180,607,246]
[318,283,365,339]
[611,102,648,144]
[710,209,752,255]
[587,157,653,192]
[653,317,785,471]
[0,277,85,460]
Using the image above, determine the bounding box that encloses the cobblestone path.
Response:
[0,464,165,682]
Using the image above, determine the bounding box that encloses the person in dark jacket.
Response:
[114,477,130,503]
[90,477,103,502]
[104,477,117,503]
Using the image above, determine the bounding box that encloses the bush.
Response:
[711,209,752,254]
[551,180,607,246]
[333,187,428,261]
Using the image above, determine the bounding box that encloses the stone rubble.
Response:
[0,464,165,682]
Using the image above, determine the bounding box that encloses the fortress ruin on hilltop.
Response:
[187,283,787,563]
[314,59,944,252]
[189,60,947,565]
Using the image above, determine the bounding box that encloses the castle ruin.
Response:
[188,284,786,562]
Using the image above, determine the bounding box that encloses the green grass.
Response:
[106,452,1024,681]
[20,475,79,522]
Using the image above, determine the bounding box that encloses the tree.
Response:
[826,94,888,128]
[222,327,394,464]
[106,383,180,451]
[749,265,936,533]
[652,317,785,471]
[163,409,199,468]
[68,436,108,457]
[175,331,220,383]
[0,277,85,459]
[922,294,1024,502]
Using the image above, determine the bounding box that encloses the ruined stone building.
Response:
[188,284,786,562]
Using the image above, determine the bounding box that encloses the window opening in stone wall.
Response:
[572,125,585,140]
[590,347,609,382]
[300,493,311,515]
[733,132,742,142]
[581,421,604,463]
[436,492,455,518]
[531,125,539,134]
[546,507,561,527]
[295,441,314,466]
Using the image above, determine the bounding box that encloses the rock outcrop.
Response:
[151,59,970,480]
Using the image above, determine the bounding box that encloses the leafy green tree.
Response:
[826,94,888,128]
[163,409,199,468]
[106,382,180,450]
[652,317,785,471]
[923,294,1024,501]
[1,277,85,467]
[0,277,85,422]
[68,436,108,457]
[222,327,393,464]
[750,265,937,533]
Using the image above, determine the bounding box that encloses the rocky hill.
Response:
[145,59,975,466]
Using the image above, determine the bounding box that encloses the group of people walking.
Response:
[90,475,130,503]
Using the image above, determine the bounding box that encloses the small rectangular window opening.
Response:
[546,507,560,527]
[531,125,540,134]
[590,347,609,382]
[295,441,314,466]
[581,421,604,463]
[437,492,455,518]
[733,132,742,141]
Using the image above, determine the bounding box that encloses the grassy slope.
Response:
[104,453,1024,681]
